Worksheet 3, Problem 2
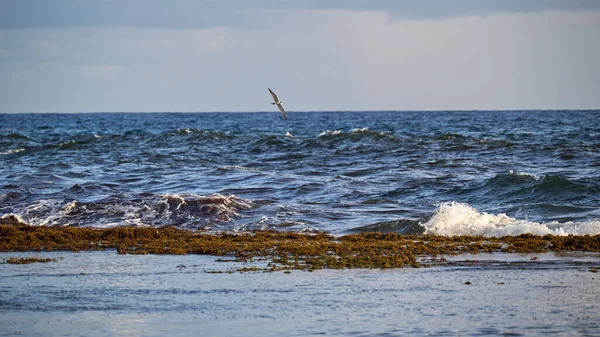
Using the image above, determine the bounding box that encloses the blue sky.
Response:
[1,0,599,112]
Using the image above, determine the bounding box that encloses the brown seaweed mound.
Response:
[2,257,62,264]
[1,222,599,271]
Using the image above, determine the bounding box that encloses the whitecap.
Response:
[218,165,260,172]
[508,170,540,180]
[1,213,27,225]
[421,201,600,237]
[9,193,254,228]
[318,130,343,137]
[58,140,76,149]
[0,148,26,155]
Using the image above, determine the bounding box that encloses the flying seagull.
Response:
[268,88,287,120]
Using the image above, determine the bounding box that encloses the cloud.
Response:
[80,65,123,81]
[1,0,600,29]
[0,9,599,112]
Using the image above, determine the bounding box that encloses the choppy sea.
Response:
[1,111,599,236]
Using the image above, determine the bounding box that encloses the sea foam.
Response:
[422,201,600,237]
[8,194,253,229]
[0,148,26,155]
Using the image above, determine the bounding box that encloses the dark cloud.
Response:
[1,0,599,29]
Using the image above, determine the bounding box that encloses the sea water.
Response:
[1,251,599,336]
[1,111,599,235]
[2,110,600,336]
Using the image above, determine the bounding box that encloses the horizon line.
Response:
[1,109,599,114]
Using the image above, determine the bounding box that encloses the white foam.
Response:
[1,213,27,225]
[190,193,253,221]
[21,199,65,226]
[62,200,78,214]
[59,140,76,149]
[0,148,26,155]
[352,128,369,133]
[422,201,600,237]
[248,215,311,232]
[318,130,343,137]
[159,194,187,211]
[219,165,260,172]
[508,170,540,180]
[9,193,253,228]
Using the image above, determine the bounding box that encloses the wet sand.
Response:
[1,250,599,336]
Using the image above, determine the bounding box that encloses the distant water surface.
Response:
[1,111,599,235]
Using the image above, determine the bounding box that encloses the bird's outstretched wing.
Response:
[276,103,287,120]
[268,88,279,102]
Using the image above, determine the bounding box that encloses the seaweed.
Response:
[1,222,599,271]
[2,257,62,264]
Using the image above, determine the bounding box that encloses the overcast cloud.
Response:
[0,0,599,112]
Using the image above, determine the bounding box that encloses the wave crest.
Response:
[2,133,30,140]
[163,129,232,140]
[456,171,600,203]
[422,201,600,237]
[0,148,26,155]
[317,128,396,142]
[9,193,253,229]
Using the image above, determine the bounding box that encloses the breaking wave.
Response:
[422,201,600,237]
[0,148,26,155]
[317,128,396,141]
[162,128,233,140]
[6,194,253,230]
[2,111,599,235]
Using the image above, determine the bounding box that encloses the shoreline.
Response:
[2,223,599,271]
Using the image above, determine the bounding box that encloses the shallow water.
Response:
[1,111,599,235]
[1,251,599,336]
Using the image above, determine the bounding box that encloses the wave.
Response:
[7,193,253,230]
[0,191,24,203]
[347,219,425,235]
[455,171,600,202]
[422,201,600,237]
[0,148,26,155]
[250,134,298,150]
[248,216,314,232]
[318,130,343,138]
[1,133,30,140]
[431,132,515,148]
[162,128,233,140]
[432,132,469,141]
[317,128,396,141]
[1,213,27,226]
[0,128,534,157]
[56,134,102,150]
[534,175,600,193]
[476,170,539,190]
[217,165,261,173]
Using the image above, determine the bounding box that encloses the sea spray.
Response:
[422,201,600,237]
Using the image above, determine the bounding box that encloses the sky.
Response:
[0,0,599,112]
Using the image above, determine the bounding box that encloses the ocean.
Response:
[1,110,599,236]
[2,110,600,336]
